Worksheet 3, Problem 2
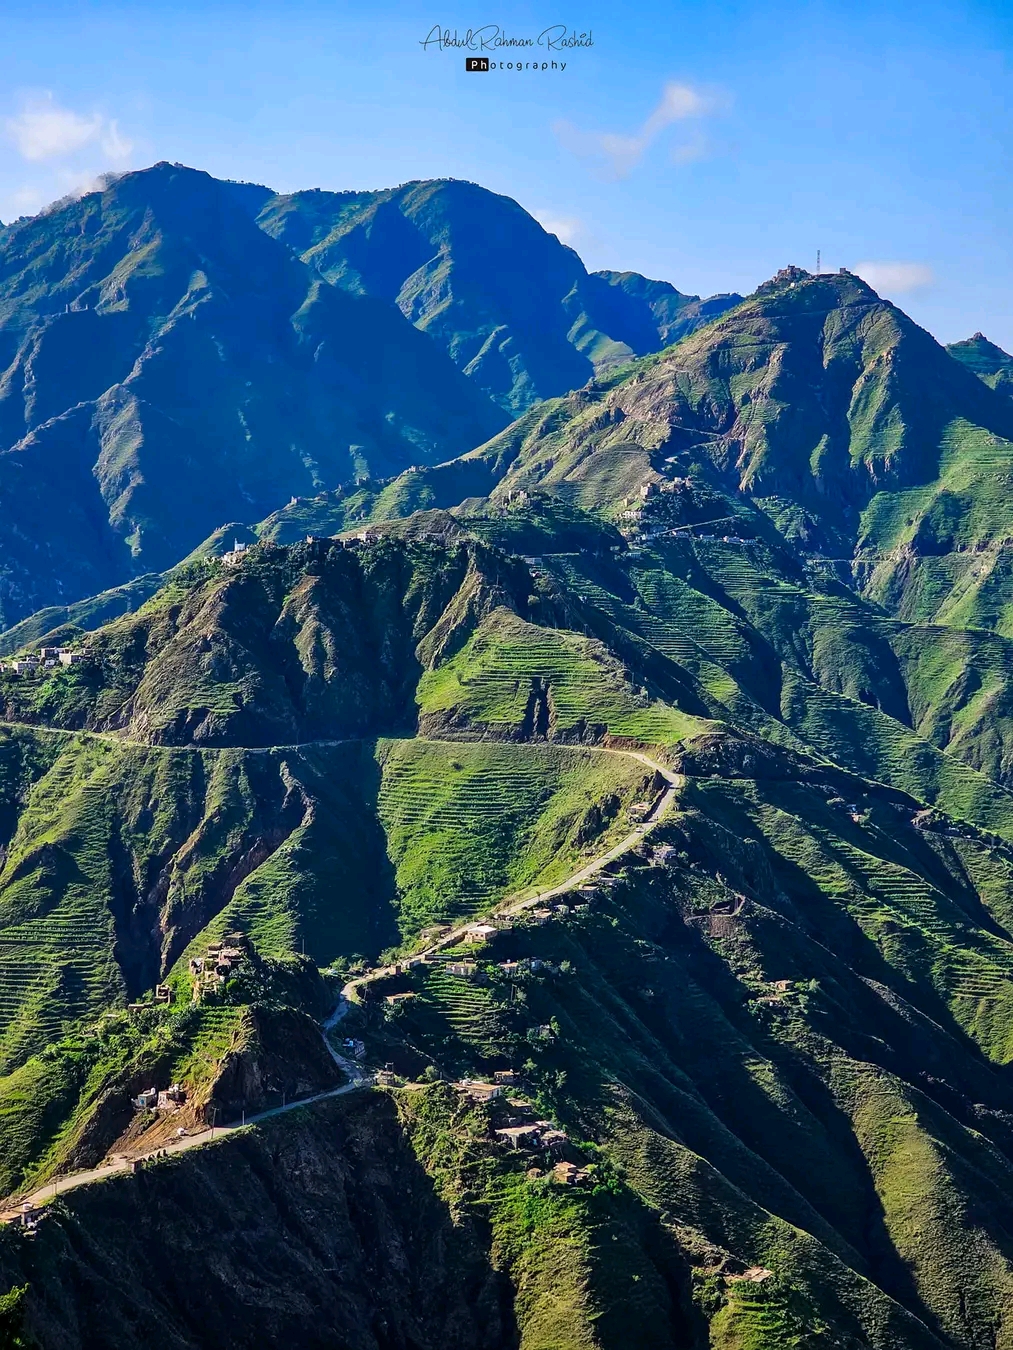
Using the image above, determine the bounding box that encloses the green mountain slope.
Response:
[328,265,1013,642]
[0,164,507,628]
[947,331,1013,400]
[10,247,1013,1347]
[8,636,1013,1345]
[256,178,741,415]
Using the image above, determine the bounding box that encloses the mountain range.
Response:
[255,177,741,413]
[0,165,739,630]
[4,166,1013,1350]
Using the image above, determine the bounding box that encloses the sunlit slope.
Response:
[0,537,536,745]
[536,534,1013,823]
[256,177,740,416]
[417,606,712,745]
[377,758,1013,1347]
[0,728,655,1073]
[330,267,1013,635]
[375,738,653,931]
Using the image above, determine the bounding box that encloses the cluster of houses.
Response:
[1,645,86,675]
[450,1076,593,1184]
[754,979,796,1007]
[690,533,750,544]
[132,1082,187,1111]
[220,540,250,566]
[188,935,247,1002]
[614,479,758,549]
[496,956,559,977]
[629,480,694,503]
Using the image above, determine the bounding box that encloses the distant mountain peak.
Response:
[948,331,1013,373]
[257,178,742,414]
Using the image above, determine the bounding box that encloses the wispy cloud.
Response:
[0,93,137,223]
[853,261,934,294]
[532,211,585,246]
[5,93,133,164]
[553,81,725,179]
[2,185,45,218]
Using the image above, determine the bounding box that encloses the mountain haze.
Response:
[947,330,1013,403]
[0,165,740,631]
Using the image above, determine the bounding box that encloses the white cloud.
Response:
[554,81,723,179]
[4,93,133,164]
[1,185,45,220]
[670,132,711,166]
[100,120,133,161]
[532,211,584,245]
[853,261,934,294]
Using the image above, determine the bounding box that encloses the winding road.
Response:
[0,743,682,1223]
[337,747,683,1004]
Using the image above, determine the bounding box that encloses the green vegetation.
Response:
[418,607,710,745]
[257,178,739,417]
[398,1085,687,1349]
[376,738,652,933]
[0,1284,32,1349]
[12,257,1013,1346]
[0,164,506,629]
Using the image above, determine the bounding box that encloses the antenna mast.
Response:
[816,249,821,274]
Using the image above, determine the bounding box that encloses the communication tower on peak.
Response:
[816,249,821,274]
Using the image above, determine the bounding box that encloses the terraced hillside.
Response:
[417,606,710,745]
[363,762,1013,1350]
[0,706,656,1202]
[335,265,1013,635]
[11,256,1013,1347]
[375,738,653,932]
[0,728,650,1064]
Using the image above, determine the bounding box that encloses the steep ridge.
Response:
[469,267,1013,552]
[13,731,1013,1346]
[0,538,533,745]
[332,267,1013,577]
[3,525,1013,1345]
[947,331,1013,401]
[0,536,719,748]
[0,164,507,627]
[9,256,1013,1346]
[256,178,741,414]
[0,536,673,1200]
[366,776,1013,1348]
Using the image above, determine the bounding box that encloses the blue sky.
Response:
[1,0,1011,347]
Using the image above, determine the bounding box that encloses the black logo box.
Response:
[465,57,490,71]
